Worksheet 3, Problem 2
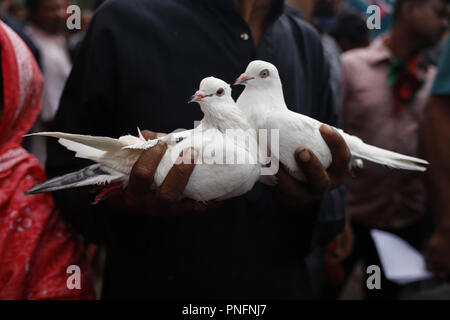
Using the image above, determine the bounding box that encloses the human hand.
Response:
[275,124,351,208]
[106,130,222,216]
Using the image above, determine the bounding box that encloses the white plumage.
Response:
[235,60,428,181]
[26,77,261,202]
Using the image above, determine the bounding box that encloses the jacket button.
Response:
[240,33,249,40]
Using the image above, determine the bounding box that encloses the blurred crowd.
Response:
[0,0,100,164]
[289,0,450,299]
[0,0,449,300]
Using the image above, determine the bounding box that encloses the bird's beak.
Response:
[189,91,206,103]
[234,73,253,85]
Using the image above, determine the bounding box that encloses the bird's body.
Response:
[26,77,261,202]
[153,125,260,201]
[236,60,428,180]
[266,110,333,180]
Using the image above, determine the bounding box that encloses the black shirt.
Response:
[47,0,345,299]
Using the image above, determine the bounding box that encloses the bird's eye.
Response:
[260,69,269,78]
[216,88,225,96]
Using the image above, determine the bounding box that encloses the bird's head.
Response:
[234,60,280,89]
[189,77,233,105]
[189,77,247,130]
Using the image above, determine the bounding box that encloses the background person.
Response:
[25,0,71,166]
[421,38,450,279]
[328,10,370,53]
[334,0,449,299]
[0,21,94,300]
[0,0,40,63]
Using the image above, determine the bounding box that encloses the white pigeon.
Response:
[25,77,261,202]
[234,60,428,182]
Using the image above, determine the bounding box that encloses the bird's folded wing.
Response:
[122,130,195,150]
[264,110,319,132]
[26,132,129,151]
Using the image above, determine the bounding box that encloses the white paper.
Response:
[370,229,433,285]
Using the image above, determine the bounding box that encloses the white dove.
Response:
[25,77,261,202]
[234,60,428,182]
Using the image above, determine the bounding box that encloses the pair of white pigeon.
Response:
[26,61,428,202]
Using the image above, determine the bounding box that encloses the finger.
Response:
[155,148,196,203]
[140,130,167,140]
[319,124,351,188]
[276,165,311,199]
[125,141,167,203]
[141,130,158,140]
[294,148,331,196]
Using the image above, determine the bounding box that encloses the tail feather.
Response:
[58,138,106,161]
[25,164,125,195]
[343,134,429,172]
[26,132,128,151]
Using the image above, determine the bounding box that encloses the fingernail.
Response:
[298,149,310,162]
[322,124,333,134]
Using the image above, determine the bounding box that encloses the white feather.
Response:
[25,77,262,202]
[342,133,428,172]
[58,138,106,160]
[236,60,428,182]
[27,132,128,151]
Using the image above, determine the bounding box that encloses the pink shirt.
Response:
[341,38,436,229]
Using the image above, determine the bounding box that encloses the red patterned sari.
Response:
[0,20,94,300]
